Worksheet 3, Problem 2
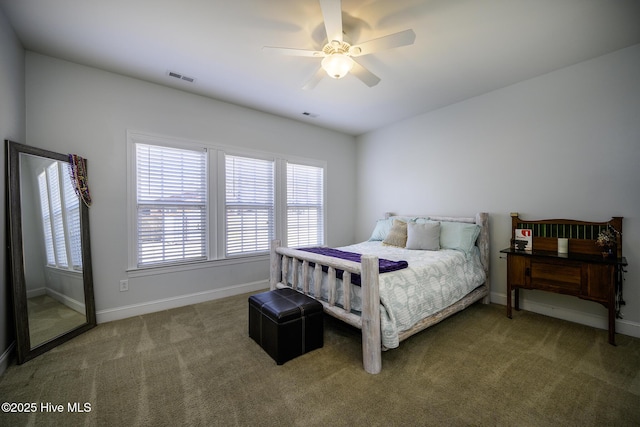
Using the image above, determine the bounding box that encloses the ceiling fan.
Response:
[262,0,416,89]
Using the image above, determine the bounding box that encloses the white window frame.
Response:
[284,161,326,248]
[224,153,275,257]
[133,141,208,267]
[127,130,327,271]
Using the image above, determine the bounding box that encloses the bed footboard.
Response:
[270,240,382,374]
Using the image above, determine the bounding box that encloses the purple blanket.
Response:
[298,247,408,286]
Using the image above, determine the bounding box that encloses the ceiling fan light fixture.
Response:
[321,53,354,79]
[262,0,415,88]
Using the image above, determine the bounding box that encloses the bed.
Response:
[269,212,490,374]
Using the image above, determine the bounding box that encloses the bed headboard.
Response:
[384,212,490,282]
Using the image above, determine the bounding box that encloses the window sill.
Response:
[126,253,270,278]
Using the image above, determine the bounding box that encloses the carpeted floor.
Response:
[1,291,638,426]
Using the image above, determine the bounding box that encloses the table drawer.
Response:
[530,258,582,294]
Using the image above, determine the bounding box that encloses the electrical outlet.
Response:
[119,279,129,292]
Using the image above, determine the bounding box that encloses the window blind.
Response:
[286,162,324,247]
[38,171,56,266]
[136,143,207,267]
[62,169,83,270]
[47,163,68,268]
[225,155,274,256]
[37,162,83,270]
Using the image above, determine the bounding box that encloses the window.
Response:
[225,155,274,256]
[47,163,68,268]
[37,161,83,270]
[286,162,324,247]
[38,171,56,266]
[62,168,83,269]
[128,132,326,269]
[135,143,207,267]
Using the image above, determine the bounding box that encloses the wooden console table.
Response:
[502,213,627,345]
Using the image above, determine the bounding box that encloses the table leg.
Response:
[608,298,616,346]
[507,283,512,319]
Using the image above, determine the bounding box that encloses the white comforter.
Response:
[288,241,487,348]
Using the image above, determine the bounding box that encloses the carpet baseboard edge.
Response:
[96,280,268,323]
[0,342,15,377]
[490,291,640,339]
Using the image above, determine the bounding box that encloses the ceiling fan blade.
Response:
[349,29,416,57]
[302,67,326,90]
[262,46,323,57]
[350,60,380,87]
[319,0,343,43]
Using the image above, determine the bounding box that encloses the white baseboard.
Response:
[490,291,640,339]
[0,342,15,376]
[46,288,86,315]
[26,287,85,314]
[26,287,46,299]
[96,280,268,323]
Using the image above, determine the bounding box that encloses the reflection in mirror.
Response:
[21,153,87,346]
[6,140,96,364]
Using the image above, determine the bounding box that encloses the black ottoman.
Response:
[248,288,324,365]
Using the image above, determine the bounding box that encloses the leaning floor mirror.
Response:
[6,140,96,364]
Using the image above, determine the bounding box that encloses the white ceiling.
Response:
[2,0,640,135]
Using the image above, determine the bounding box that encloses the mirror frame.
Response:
[6,140,96,364]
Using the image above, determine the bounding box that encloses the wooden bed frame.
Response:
[269,212,490,374]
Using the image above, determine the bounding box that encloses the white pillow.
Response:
[406,221,441,250]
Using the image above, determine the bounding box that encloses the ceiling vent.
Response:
[167,71,196,83]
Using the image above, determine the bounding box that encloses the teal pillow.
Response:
[368,218,395,241]
[440,221,481,254]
